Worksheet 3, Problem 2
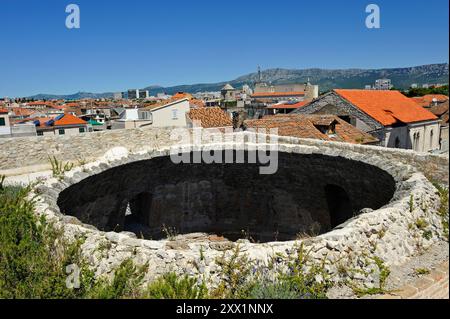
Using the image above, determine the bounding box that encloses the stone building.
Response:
[25,113,91,137]
[243,114,378,145]
[293,89,440,152]
[221,84,236,102]
[252,81,319,104]
[412,94,449,108]
[112,98,190,129]
[429,100,449,153]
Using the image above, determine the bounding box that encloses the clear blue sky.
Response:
[0,0,448,97]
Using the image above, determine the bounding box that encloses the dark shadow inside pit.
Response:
[325,184,353,228]
[57,151,396,243]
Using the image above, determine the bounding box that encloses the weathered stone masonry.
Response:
[56,151,395,242]
[0,127,448,185]
[0,128,448,289]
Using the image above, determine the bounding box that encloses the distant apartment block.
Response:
[127,89,149,99]
[374,79,393,90]
[127,89,139,100]
[365,79,394,90]
[139,90,149,99]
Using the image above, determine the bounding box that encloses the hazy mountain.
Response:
[145,63,448,95]
[28,91,115,100]
[27,63,448,99]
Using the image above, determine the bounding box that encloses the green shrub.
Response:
[415,218,429,230]
[277,243,331,299]
[0,183,146,299]
[435,184,449,240]
[144,273,208,299]
[0,183,84,298]
[415,268,430,276]
[49,156,73,179]
[210,245,255,299]
[85,260,148,299]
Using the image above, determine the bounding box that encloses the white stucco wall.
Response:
[408,121,440,153]
[115,100,189,130]
[150,100,189,128]
[39,126,89,137]
[0,114,11,136]
[381,121,440,153]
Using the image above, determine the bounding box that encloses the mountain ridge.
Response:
[27,63,449,100]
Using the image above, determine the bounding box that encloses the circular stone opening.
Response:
[57,151,396,243]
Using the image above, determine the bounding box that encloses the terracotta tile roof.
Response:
[244,114,378,145]
[429,100,449,117]
[188,107,233,128]
[54,114,87,126]
[172,92,193,100]
[0,108,8,114]
[252,91,305,98]
[24,117,52,126]
[26,101,57,108]
[412,94,449,107]
[10,108,34,117]
[189,99,206,108]
[429,101,449,125]
[334,89,438,126]
[25,114,87,127]
[143,97,189,110]
[266,101,310,109]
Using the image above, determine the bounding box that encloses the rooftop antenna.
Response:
[258,65,262,83]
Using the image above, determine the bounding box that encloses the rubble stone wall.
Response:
[0,127,448,186]
[26,136,447,289]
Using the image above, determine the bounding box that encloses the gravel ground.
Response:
[327,240,449,299]
[384,241,449,291]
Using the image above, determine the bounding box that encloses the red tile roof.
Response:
[244,114,378,144]
[26,101,57,108]
[24,114,87,127]
[172,92,193,100]
[412,94,449,108]
[334,89,438,126]
[0,108,8,114]
[429,100,449,117]
[189,99,206,108]
[188,107,233,128]
[53,114,87,126]
[10,108,34,117]
[429,101,449,125]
